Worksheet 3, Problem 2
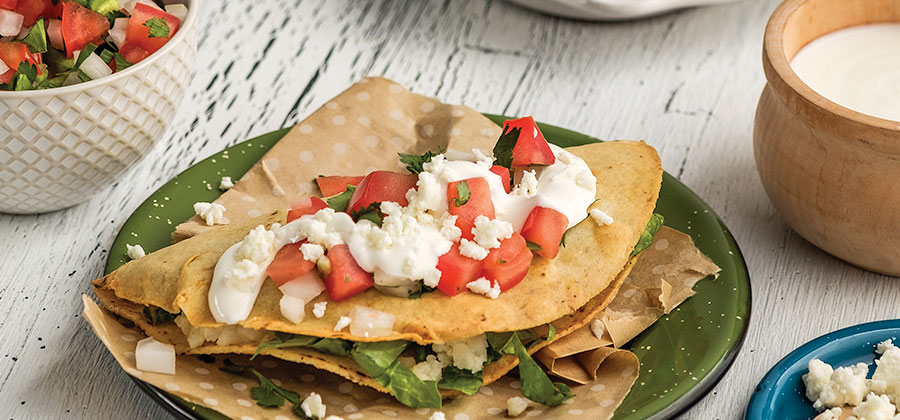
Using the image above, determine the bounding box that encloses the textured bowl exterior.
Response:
[0,7,196,214]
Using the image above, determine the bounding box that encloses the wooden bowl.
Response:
[755,0,900,275]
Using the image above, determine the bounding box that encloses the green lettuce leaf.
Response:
[351,341,442,408]
[438,366,483,395]
[253,332,352,359]
[487,331,572,406]
[143,306,179,325]
[631,213,665,257]
[326,185,356,212]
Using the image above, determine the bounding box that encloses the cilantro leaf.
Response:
[492,123,520,170]
[142,306,179,325]
[350,202,383,226]
[220,358,309,414]
[22,19,47,54]
[143,17,170,38]
[631,213,665,257]
[17,62,37,82]
[526,240,542,252]
[407,285,435,300]
[326,185,356,212]
[114,53,133,71]
[437,366,483,395]
[451,180,470,207]
[398,149,439,174]
[487,331,572,406]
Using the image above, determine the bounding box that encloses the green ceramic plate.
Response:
[105,116,750,420]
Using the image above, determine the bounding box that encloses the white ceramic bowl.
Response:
[508,0,740,21]
[0,0,197,214]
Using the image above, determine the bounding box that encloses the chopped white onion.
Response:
[15,25,29,40]
[135,337,176,375]
[47,19,63,50]
[0,9,24,37]
[107,18,129,49]
[279,271,325,302]
[349,306,396,338]
[122,0,162,13]
[279,294,306,324]
[0,59,9,75]
[164,4,188,22]
[77,50,113,80]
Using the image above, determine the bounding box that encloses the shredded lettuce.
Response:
[437,366,482,395]
[487,331,572,406]
[326,185,356,212]
[631,213,665,257]
[143,306,179,325]
[350,341,442,409]
[253,332,351,359]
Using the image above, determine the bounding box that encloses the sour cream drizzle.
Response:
[208,146,598,325]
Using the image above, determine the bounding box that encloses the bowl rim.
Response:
[0,0,197,98]
[763,0,900,132]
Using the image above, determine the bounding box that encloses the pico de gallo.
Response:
[0,0,186,90]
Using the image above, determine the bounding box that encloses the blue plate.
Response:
[746,320,900,420]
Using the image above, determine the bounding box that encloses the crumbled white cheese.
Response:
[193,202,227,226]
[467,277,500,299]
[507,396,529,417]
[873,345,900,403]
[227,260,263,293]
[433,334,488,373]
[878,340,897,355]
[313,301,327,318]
[458,238,489,261]
[804,359,869,409]
[422,267,442,288]
[814,407,843,420]
[237,225,276,262]
[300,392,326,419]
[333,316,351,332]
[125,244,146,260]
[411,355,444,381]
[472,216,514,249]
[853,392,897,420]
[405,171,443,214]
[294,208,356,249]
[219,176,234,190]
[439,214,462,242]
[428,412,447,420]
[300,243,325,262]
[590,208,614,226]
[590,319,606,340]
[511,170,538,197]
[472,148,494,168]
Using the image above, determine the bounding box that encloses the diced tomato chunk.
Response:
[0,42,39,83]
[347,171,417,215]
[323,244,374,302]
[0,0,16,10]
[42,1,61,19]
[125,3,180,54]
[15,0,51,27]
[118,42,150,64]
[316,175,364,197]
[266,241,316,287]
[482,232,533,292]
[520,206,568,259]
[436,243,484,297]
[287,196,328,223]
[489,165,511,193]
[448,177,494,240]
[502,116,555,167]
[61,1,109,56]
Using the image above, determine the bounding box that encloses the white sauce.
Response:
[791,24,900,122]
[208,146,598,325]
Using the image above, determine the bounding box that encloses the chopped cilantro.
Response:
[22,19,47,54]
[114,53,133,71]
[143,17,170,38]
[492,123,520,170]
[526,240,542,252]
[398,149,440,174]
[350,202,383,226]
[407,285,435,299]
[326,185,356,212]
[220,358,310,416]
[451,180,470,207]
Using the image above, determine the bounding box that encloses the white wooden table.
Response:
[4,0,893,418]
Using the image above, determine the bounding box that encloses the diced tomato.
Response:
[42,1,60,19]
[489,165,511,193]
[436,243,484,297]
[0,42,39,83]
[448,177,494,240]
[266,241,316,287]
[287,196,328,223]
[61,1,109,56]
[502,116,555,167]
[0,0,16,10]
[520,207,568,259]
[482,232,533,292]
[317,175,364,197]
[15,0,51,27]
[125,3,179,54]
[347,171,417,215]
[323,244,374,302]
[119,42,150,64]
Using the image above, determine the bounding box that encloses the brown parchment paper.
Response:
[536,227,720,384]
[83,77,720,419]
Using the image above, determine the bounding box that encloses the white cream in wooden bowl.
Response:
[791,24,900,122]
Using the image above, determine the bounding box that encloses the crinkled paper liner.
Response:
[83,77,720,419]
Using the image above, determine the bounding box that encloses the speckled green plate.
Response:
[105,116,751,420]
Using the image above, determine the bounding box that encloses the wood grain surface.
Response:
[2,0,894,419]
